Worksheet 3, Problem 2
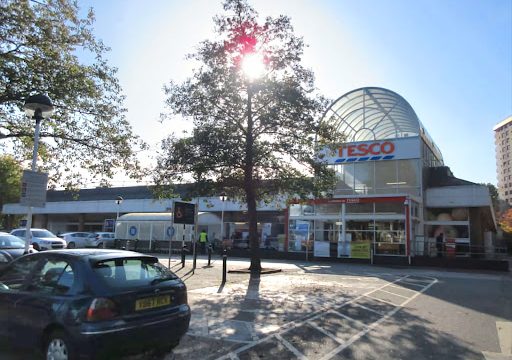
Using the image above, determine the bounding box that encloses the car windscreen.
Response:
[92,257,178,289]
[0,235,25,248]
[32,230,57,238]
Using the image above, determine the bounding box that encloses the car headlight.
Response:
[0,253,9,263]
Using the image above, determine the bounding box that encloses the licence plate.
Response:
[135,295,171,311]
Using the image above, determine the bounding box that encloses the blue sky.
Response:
[80,0,512,186]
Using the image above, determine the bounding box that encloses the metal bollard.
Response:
[181,246,186,268]
[207,244,212,266]
[193,242,197,270]
[222,248,227,284]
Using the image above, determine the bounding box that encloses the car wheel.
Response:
[96,242,103,248]
[45,330,76,360]
[33,243,40,251]
[67,242,75,249]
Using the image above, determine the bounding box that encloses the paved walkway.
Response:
[155,256,443,360]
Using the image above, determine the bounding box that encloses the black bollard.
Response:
[193,242,197,270]
[222,248,227,284]
[181,245,187,268]
[207,244,212,266]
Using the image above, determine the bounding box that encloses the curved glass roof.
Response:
[321,87,443,160]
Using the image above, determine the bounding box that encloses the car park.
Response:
[0,232,37,269]
[90,232,115,248]
[60,232,95,248]
[0,249,190,359]
[10,228,66,251]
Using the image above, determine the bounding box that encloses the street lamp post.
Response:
[115,195,124,220]
[220,193,226,247]
[23,94,54,253]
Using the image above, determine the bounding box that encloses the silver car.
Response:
[60,232,96,248]
[10,228,66,251]
[90,232,115,248]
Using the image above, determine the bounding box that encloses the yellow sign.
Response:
[351,241,371,259]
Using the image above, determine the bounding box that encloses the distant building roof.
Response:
[46,185,190,202]
[426,167,477,187]
[492,115,512,131]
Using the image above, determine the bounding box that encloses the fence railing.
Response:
[410,238,509,260]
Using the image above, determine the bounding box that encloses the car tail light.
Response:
[86,298,119,321]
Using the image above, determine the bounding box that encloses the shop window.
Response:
[354,162,374,194]
[334,163,355,194]
[374,220,406,255]
[396,159,420,196]
[375,202,404,214]
[315,203,340,215]
[426,207,468,221]
[346,202,374,213]
[374,161,397,193]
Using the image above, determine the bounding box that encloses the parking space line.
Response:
[352,303,386,316]
[364,294,402,306]
[386,284,418,293]
[214,274,437,360]
[396,280,426,287]
[275,333,309,360]
[318,277,438,360]
[378,288,410,299]
[307,320,344,344]
[328,309,369,330]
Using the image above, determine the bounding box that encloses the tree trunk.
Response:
[245,84,261,273]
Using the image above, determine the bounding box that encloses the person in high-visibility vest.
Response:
[199,230,208,254]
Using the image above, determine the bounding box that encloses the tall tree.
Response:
[155,0,341,273]
[0,155,22,228]
[0,0,146,187]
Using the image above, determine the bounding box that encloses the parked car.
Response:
[10,228,67,251]
[0,232,37,269]
[90,232,115,248]
[0,249,190,359]
[60,232,95,248]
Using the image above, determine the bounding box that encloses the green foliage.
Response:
[0,0,147,188]
[0,155,22,228]
[154,0,341,202]
[154,0,343,272]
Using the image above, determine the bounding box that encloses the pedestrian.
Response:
[199,229,208,254]
[436,232,444,258]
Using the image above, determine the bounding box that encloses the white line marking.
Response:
[364,294,401,306]
[307,320,344,344]
[328,309,369,330]
[378,288,410,299]
[396,280,425,287]
[352,303,386,316]
[386,284,418,293]
[318,278,438,360]
[214,274,427,360]
[275,333,309,360]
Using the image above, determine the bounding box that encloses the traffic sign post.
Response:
[20,170,48,208]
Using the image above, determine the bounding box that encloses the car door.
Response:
[8,255,78,350]
[0,255,41,349]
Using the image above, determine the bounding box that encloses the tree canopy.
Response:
[0,0,146,188]
[154,0,341,272]
[0,154,22,228]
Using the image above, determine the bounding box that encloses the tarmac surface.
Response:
[154,254,512,360]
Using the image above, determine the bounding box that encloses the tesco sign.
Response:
[318,137,420,164]
[339,142,395,157]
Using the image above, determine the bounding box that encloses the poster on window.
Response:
[292,222,309,251]
[351,241,371,259]
[314,241,329,257]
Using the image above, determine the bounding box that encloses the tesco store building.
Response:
[286,87,497,265]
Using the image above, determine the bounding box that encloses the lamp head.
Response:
[24,94,54,119]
